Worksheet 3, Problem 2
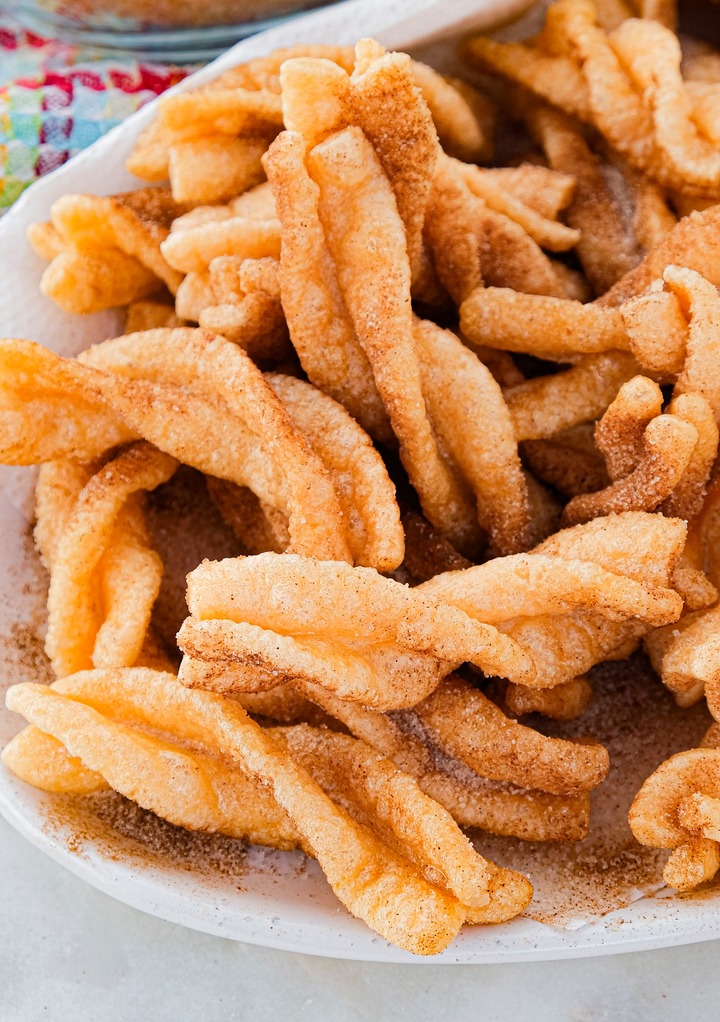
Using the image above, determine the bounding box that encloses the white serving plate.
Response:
[1,0,720,963]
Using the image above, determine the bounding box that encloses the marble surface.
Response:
[1,814,719,1021]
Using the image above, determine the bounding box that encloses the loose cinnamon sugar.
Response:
[44,790,252,881]
[473,654,713,927]
[145,466,243,658]
[7,623,53,688]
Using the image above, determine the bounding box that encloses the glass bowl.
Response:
[5,0,341,59]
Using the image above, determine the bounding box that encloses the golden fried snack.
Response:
[277,681,593,842]
[142,47,355,169]
[156,87,283,144]
[0,340,135,464]
[620,269,720,484]
[504,676,593,721]
[671,483,720,598]
[452,158,579,252]
[173,181,277,231]
[281,41,440,285]
[34,458,94,567]
[468,2,719,197]
[4,671,532,949]
[306,126,476,551]
[424,156,483,306]
[264,131,389,441]
[617,152,678,252]
[472,165,575,221]
[38,443,176,677]
[705,672,720,732]
[199,292,288,359]
[662,393,719,522]
[279,55,351,147]
[84,330,400,564]
[412,318,531,556]
[49,187,184,295]
[528,104,672,294]
[161,213,280,274]
[497,513,687,689]
[610,18,720,195]
[464,34,590,121]
[174,270,215,321]
[198,257,290,361]
[4,680,301,849]
[228,44,355,86]
[460,287,628,359]
[2,726,108,794]
[549,3,661,172]
[350,43,439,285]
[663,265,720,422]
[562,413,698,525]
[126,119,174,182]
[594,375,663,480]
[0,333,350,560]
[167,136,267,205]
[412,67,494,164]
[178,552,536,709]
[600,204,720,305]
[645,600,720,705]
[39,248,162,315]
[269,724,519,914]
[280,47,491,166]
[685,80,720,147]
[264,373,404,570]
[27,220,65,260]
[646,472,720,704]
[629,747,720,890]
[125,300,186,332]
[1,329,404,568]
[504,352,639,441]
[475,205,571,299]
[619,287,688,379]
[418,551,682,627]
[411,675,608,795]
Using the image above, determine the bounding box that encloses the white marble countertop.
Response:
[2,814,719,1021]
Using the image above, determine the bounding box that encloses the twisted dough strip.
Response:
[178,513,683,707]
[306,125,477,553]
[0,330,403,569]
[236,683,593,842]
[629,743,720,890]
[412,317,530,557]
[591,375,717,524]
[263,132,390,442]
[467,3,720,196]
[178,553,536,709]
[192,256,290,363]
[562,412,698,526]
[82,329,401,569]
[270,134,530,554]
[646,478,720,705]
[36,443,176,677]
[426,513,684,694]
[44,187,185,304]
[422,513,685,690]
[3,670,532,951]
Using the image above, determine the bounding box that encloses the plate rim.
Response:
[2,0,720,965]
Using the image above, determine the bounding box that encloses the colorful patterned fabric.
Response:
[0,13,191,208]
